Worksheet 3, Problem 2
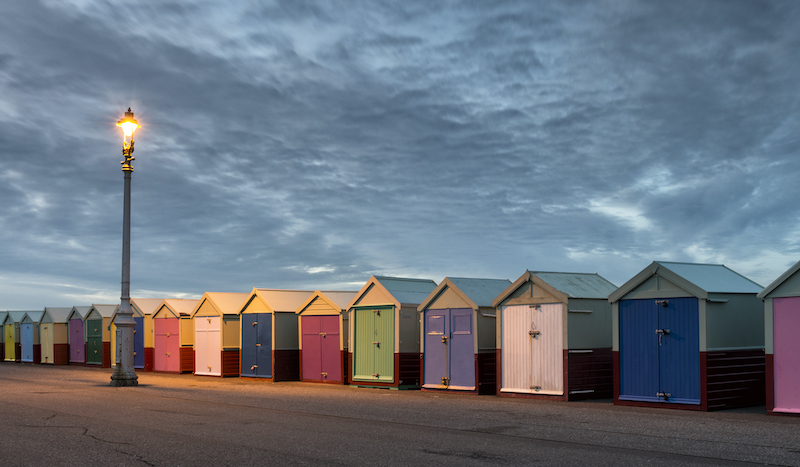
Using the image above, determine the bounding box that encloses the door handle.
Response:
[319,332,326,337]
[529,330,540,337]
[441,336,448,344]
[372,373,380,378]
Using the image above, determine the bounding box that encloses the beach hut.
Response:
[40,307,72,364]
[757,259,800,415]
[131,298,166,371]
[191,292,249,377]
[0,311,6,361]
[20,311,44,363]
[109,306,145,369]
[296,290,357,384]
[3,311,27,362]
[84,305,118,367]
[67,306,91,365]
[151,299,199,373]
[238,288,313,381]
[492,272,617,400]
[347,276,437,389]
[418,278,511,394]
[609,261,765,411]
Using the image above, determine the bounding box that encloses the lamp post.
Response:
[110,107,140,387]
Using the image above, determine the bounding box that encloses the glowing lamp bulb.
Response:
[117,108,140,138]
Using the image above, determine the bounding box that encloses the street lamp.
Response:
[110,107,140,387]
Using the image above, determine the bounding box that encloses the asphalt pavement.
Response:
[0,363,798,466]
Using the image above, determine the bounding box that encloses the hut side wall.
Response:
[180,318,193,346]
[222,315,240,348]
[566,298,612,350]
[274,312,300,381]
[705,294,765,350]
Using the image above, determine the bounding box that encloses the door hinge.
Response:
[529,330,541,337]
[251,365,257,370]
[320,332,326,337]
[530,385,542,391]
[372,373,380,378]
[252,321,257,326]
[321,372,327,377]
[441,377,450,386]
[657,391,671,400]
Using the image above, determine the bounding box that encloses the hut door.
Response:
[773,297,800,412]
[165,318,180,372]
[87,319,103,365]
[353,308,394,383]
[134,317,144,369]
[69,319,84,363]
[423,310,448,388]
[4,324,14,361]
[501,304,563,394]
[21,323,33,362]
[41,323,52,363]
[618,298,699,404]
[302,315,341,382]
[195,316,221,376]
[206,317,221,376]
[241,313,273,378]
[319,316,341,382]
[154,319,168,371]
[424,309,475,390]
[528,304,563,395]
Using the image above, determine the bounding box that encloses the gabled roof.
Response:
[241,288,316,313]
[4,311,31,324]
[154,298,200,318]
[22,311,45,323]
[87,304,119,320]
[758,259,800,299]
[43,307,73,324]
[191,292,250,317]
[131,298,168,316]
[419,277,511,311]
[296,290,358,314]
[493,271,617,307]
[348,276,438,310]
[609,261,763,303]
[68,306,91,321]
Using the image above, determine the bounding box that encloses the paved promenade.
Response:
[0,363,798,466]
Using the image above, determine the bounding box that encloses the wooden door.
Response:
[21,323,34,362]
[86,319,103,365]
[353,308,394,383]
[773,297,800,413]
[41,323,52,364]
[69,319,84,363]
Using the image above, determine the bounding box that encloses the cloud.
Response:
[0,0,799,308]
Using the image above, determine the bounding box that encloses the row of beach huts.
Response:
[3,260,800,415]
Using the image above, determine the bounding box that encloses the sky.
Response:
[1,0,799,309]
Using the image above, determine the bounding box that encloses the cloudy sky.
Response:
[1,0,799,309]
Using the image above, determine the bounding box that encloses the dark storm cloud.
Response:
[1,0,799,308]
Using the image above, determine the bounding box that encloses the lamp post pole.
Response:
[110,107,139,387]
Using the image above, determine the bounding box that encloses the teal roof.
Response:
[531,272,618,299]
[446,278,512,307]
[374,276,437,306]
[656,262,762,294]
[44,307,73,324]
